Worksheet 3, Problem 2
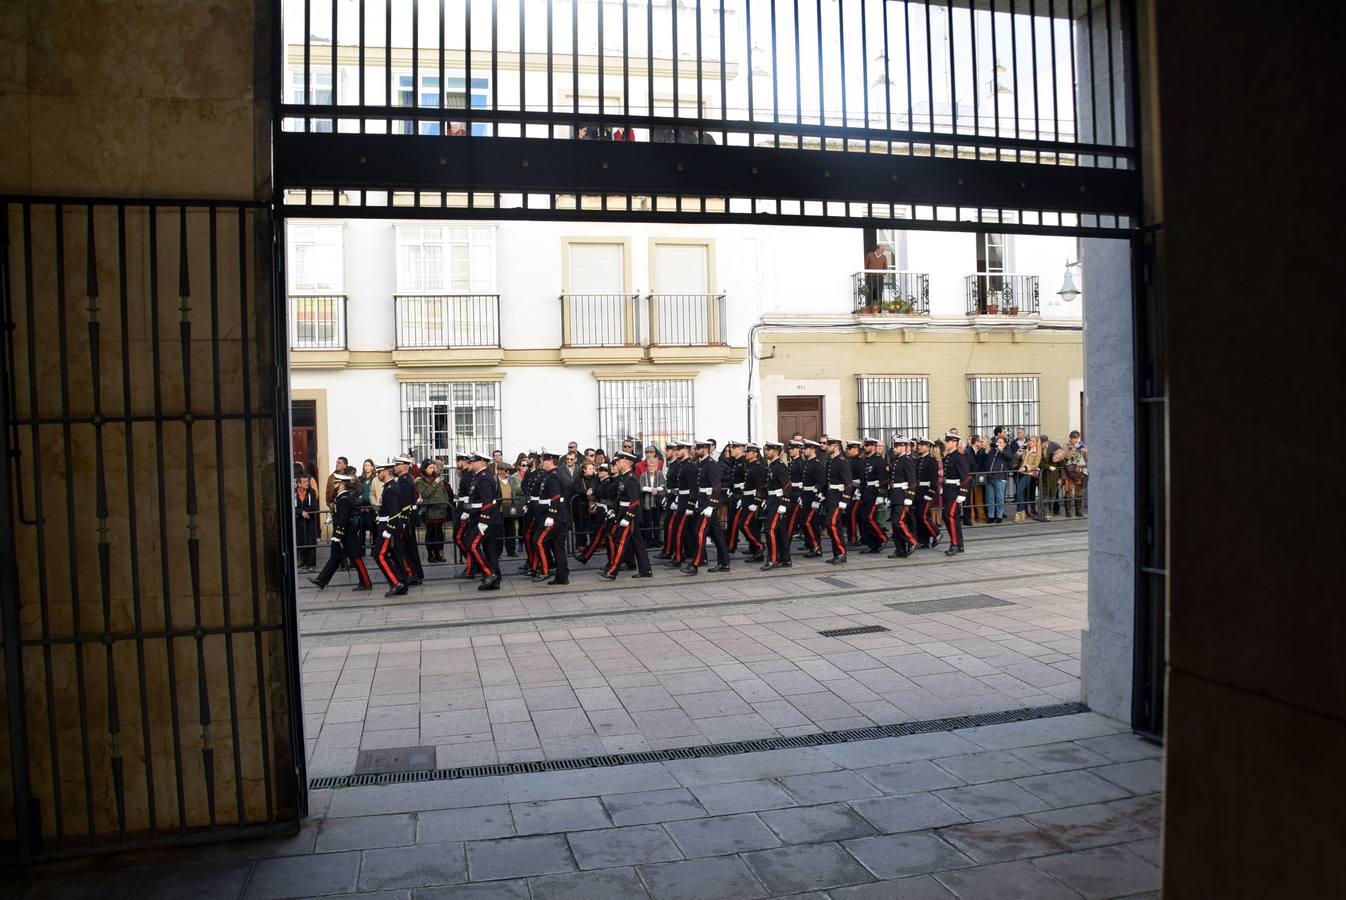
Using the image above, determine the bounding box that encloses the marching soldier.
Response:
[452,452,478,578]
[857,437,890,553]
[602,451,653,579]
[822,438,853,564]
[373,461,409,597]
[843,440,864,545]
[799,439,825,557]
[914,437,941,548]
[668,443,699,566]
[724,441,749,553]
[785,439,806,548]
[761,441,793,570]
[466,451,502,590]
[533,448,570,585]
[733,443,767,561]
[659,441,684,559]
[682,439,730,574]
[577,463,616,566]
[941,432,972,555]
[887,436,920,558]
[519,453,544,576]
[308,471,372,591]
[392,455,425,585]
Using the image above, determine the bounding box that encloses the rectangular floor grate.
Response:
[817,625,890,637]
[816,576,857,589]
[354,745,437,775]
[887,595,1014,615]
[309,702,1090,790]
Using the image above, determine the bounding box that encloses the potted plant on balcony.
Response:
[881,299,898,314]
[1007,303,1019,316]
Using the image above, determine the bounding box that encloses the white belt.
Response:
[376,516,390,523]
[944,479,960,485]
[733,483,746,490]
[918,481,931,486]
[677,489,690,495]
[828,484,846,490]
[767,489,784,496]
[802,487,817,493]
[469,502,483,509]
[865,480,880,487]
[892,482,909,489]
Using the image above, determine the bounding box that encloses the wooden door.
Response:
[291,427,315,478]
[777,396,823,441]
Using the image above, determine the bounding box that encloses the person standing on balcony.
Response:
[415,459,451,563]
[863,242,890,308]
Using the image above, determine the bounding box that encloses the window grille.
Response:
[401,381,502,463]
[856,377,930,441]
[597,379,694,456]
[968,376,1040,438]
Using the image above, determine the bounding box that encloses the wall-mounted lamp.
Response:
[1057,260,1082,303]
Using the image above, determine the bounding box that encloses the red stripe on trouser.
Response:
[664,513,678,553]
[945,502,960,547]
[352,557,372,588]
[377,538,400,585]
[767,513,779,562]
[727,509,742,548]
[829,508,844,551]
[674,514,689,560]
[867,508,888,544]
[896,508,917,545]
[693,517,709,566]
[582,523,607,561]
[455,521,476,574]
[803,510,817,547]
[608,525,631,575]
[787,505,800,539]
[535,527,551,576]
[522,521,535,566]
[469,534,494,577]
[739,511,764,549]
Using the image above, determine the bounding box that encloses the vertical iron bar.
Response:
[946,0,955,152]
[838,0,847,147]
[548,0,554,135]
[924,0,934,151]
[466,0,473,133]
[1068,0,1076,152]
[148,207,188,835]
[902,0,912,150]
[646,0,653,121]
[744,0,752,124]
[1105,0,1117,148]
[815,0,824,127]
[385,0,392,129]
[672,0,679,123]
[990,0,999,158]
[331,0,339,130]
[492,0,499,135]
[769,0,779,145]
[598,0,605,121]
[793,0,801,125]
[413,0,420,133]
[572,0,579,133]
[721,0,728,142]
[860,0,869,149]
[0,203,35,862]
[442,0,447,131]
[519,0,525,115]
[1086,0,1095,155]
[1010,0,1019,160]
[1050,0,1059,160]
[970,0,979,147]
[304,0,312,131]
[1030,0,1039,159]
[695,0,703,128]
[623,0,629,119]
[359,0,366,133]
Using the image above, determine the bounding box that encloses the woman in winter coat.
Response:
[294,473,318,571]
[415,459,452,563]
[1014,437,1042,522]
[357,458,383,554]
[984,436,1016,523]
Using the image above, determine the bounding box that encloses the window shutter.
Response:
[653,244,709,293]
[568,243,624,293]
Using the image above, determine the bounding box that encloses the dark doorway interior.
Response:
[292,399,317,479]
[778,396,823,441]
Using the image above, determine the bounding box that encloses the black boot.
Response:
[478,574,501,590]
[308,577,325,590]
[944,545,960,556]
[710,564,730,573]
[546,575,569,586]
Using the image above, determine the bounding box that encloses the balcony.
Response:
[964,274,1040,319]
[560,292,740,365]
[853,271,930,317]
[393,293,504,367]
[289,294,348,366]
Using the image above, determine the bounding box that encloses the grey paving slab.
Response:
[414,882,531,900]
[636,856,769,900]
[843,830,973,879]
[465,835,577,881]
[130,861,255,900]
[664,813,782,857]
[1009,741,1112,773]
[327,778,509,818]
[777,770,884,805]
[1091,759,1163,795]
[567,824,684,869]
[758,803,880,844]
[932,750,1043,784]
[510,798,612,835]
[687,780,797,816]
[1025,800,1157,850]
[526,867,651,900]
[740,842,875,894]
[1015,770,1133,808]
[1072,733,1163,763]
[1032,845,1160,899]
[666,748,838,787]
[855,760,966,796]
[938,815,1067,863]
[828,876,957,899]
[502,765,681,803]
[358,842,468,891]
[418,806,516,844]
[934,859,1081,900]
[850,793,969,834]
[601,788,709,826]
[935,781,1052,820]
[953,714,1122,751]
[817,733,983,770]
[244,851,362,899]
[314,813,417,852]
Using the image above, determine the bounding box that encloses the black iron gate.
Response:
[0,199,305,863]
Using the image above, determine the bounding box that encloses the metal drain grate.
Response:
[817,625,891,637]
[308,702,1090,790]
[887,595,1014,615]
[355,745,437,775]
[817,576,857,589]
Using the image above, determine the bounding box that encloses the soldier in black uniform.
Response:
[785,439,806,549]
[578,463,616,565]
[534,448,570,585]
[724,441,749,552]
[659,442,684,559]
[761,441,793,570]
[799,439,825,557]
[373,461,409,596]
[733,443,767,561]
[914,437,941,548]
[309,472,373,591]
[452,452,478,578]
[466,451,502,589]
[392,454,425,585]
[682,439,730,574]
[668,443,699,566]
[888,436,920,558]
[941,433,972,555]
[857,437,890,553]
[519,453,543,575]
[822,438,853,564]
[602,451,653,579]
[843,440,864,545]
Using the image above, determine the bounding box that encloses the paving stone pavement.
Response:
[298,526,1089,775]
[3,713,1163,899]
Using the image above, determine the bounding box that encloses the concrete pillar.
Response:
[1079,238,1135,723]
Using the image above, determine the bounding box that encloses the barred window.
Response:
[968,376,1040,437]
[597,379,694,456]
[856,377,929,441]
[401,381,502,463]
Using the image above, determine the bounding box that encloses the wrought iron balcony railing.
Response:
[561,293,642,347]
[964,274,1040,317]
[560,293,729,347]
[853,271,930,316]
[395,294,501,348]
[649,293,727,346]
[290,294,347,349]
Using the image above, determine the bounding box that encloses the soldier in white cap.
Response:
[466,451,502,589]
[392,454,425,585]
[372,461,409,597]
[309,471,372,591]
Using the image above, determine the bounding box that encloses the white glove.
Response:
[381,530,392,539]
[330,537,340,545]
[839,501,848,510]
[641,486,652,492]
[460,512,469,521]
[903,498,913,507]
[544,517,554,527]
[619,519,630,528]
[777,505,788,515]
[701,507,714,518]
[954,494,966,505]
[748,504,758,512]
[811,501,820,509]
[477,522,488,535]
